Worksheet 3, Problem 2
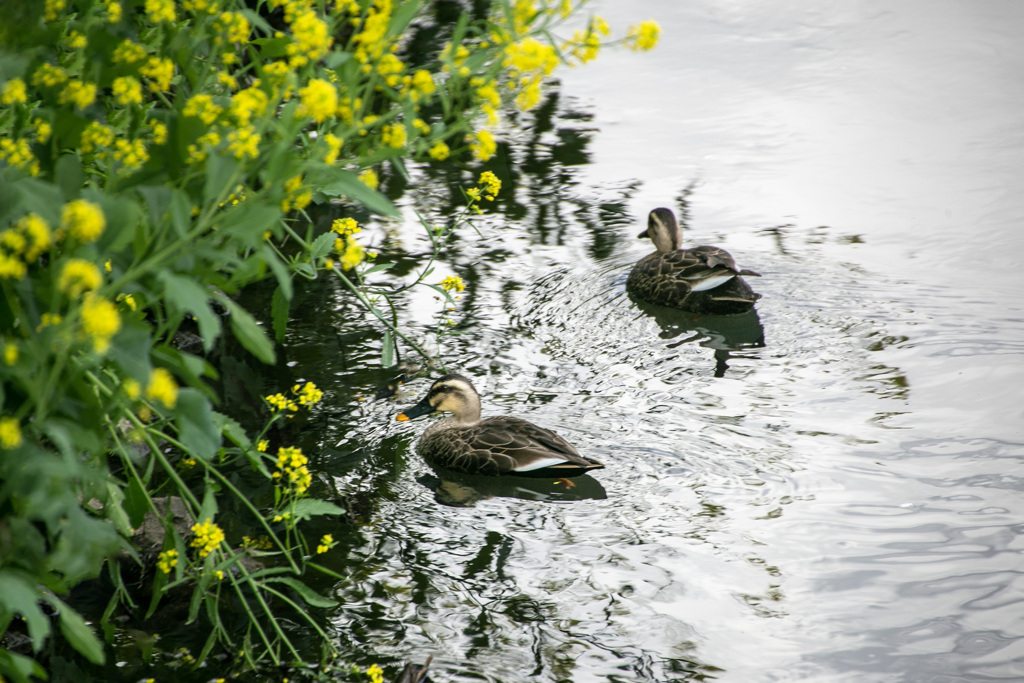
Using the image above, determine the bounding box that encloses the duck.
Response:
[626,207,761,315]
[396,374,604,478]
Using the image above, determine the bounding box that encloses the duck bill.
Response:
[636,228,650,239]
[396,395,434,422]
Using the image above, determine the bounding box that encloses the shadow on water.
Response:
[417,469,607,507]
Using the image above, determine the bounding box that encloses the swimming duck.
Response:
[626,207,761,315]
[396,374,604,478]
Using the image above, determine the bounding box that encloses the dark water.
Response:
[281,2,1024,681]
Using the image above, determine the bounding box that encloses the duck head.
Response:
[396,374,482,424]
[637,207,683,253]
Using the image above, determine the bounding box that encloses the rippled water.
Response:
[281,2,1024,681]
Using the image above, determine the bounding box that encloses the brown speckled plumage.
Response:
[627,208,761,315]
[397,375,603,478]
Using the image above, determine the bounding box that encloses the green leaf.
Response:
[104,482,133,537]
[123,474,149,530]
[0,648,48,683]
[55,154,83,200]
[203,153,239,206]
[137,185,173,233]
[157,272,222,352]
[8,175,64,226]
[265,576,337,608]
[217,296,275,364]
[175,389,221,462]
[109,320,153,383]
[309,231,336,261]
[46,596,105,665]
[291,498,346,521]
[212,411,250,450]
[0,571,51,649]
[271,284,289,343]
[381,329,395,368]
[316,168,398,217]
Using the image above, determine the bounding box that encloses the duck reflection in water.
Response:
[631,297,766,377]
[417,468,607,508]
[396,374,605,505]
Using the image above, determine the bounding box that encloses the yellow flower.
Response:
[31,63,67,88]
[339,235,364,270]
[293,381,323,406]
[145,0,175,23]
[504,37,559,76]
[59,80,97,109]
[112,138,149,169]
[117,293,138,310]
[105,0,122,22]
[227,126,261,159]
[81,121,115,155]
[124,378,141,400]
[331,217,360,236]
[316,534,333,554]
[0,139,39,176]
[627,20,661,52]
[410,69,435,99]
[58,259,102,297]
[81,293,121,353]
[150,121,168,145]
[184,94,223,124]
[61,200,106,242]
[229,87,268,125]
[0,416,22,450]
[146,367,178,408]
[381,123,407,149]
[466,187,481,202]
[156,548,178,574]
[32,119,52,143]
[43,0,67,22]
[3,343,18,365]
[113,39,147,65]
[1,78,27,105]
[16,213,51,259]
[297,79,338,123]
[266,392,299,412]
[428,141,450,161]
[140,57,174,92]
[479,171,501,200]
[470,129,496,161]
[190,518,225,558]
[275,446,312,494]
[257,439,268,452]
[323,133,343,164]
[358,168,378,190]
[287,10,333,66]
[366,664,384,683]
[439,275,465,293]
[214,11,249,43]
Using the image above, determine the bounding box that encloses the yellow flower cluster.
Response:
[184,94,223,124]
[297,79,338,123]
[61,200,105,242]
[241,535,273,550]
[316,534,333,554]
[145,0,175,24]
[190,518,225,558]
[112,76,143,106]
[58,258,102,297]
[146,367,178,408]
[281,175,313,213]
[293,381,323,406]
[0,139,39,176]
[439,275,465,293]
[214,11,249,44]
[381,123,407,149]
[366,664,384,683]
[0,213,51,280]
[478,171,501,200]
[0,416,23,450]
[287,9,333,67]
[81,293,121,352]
[627,20,662,52]
[156,549,178,574]
[140,56,174,93]
[266,392,299,413]
[57,79,98,109]
[1,78,27,105]
[273,446,312,495]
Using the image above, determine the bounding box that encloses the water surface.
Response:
[291,2,1024,680]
